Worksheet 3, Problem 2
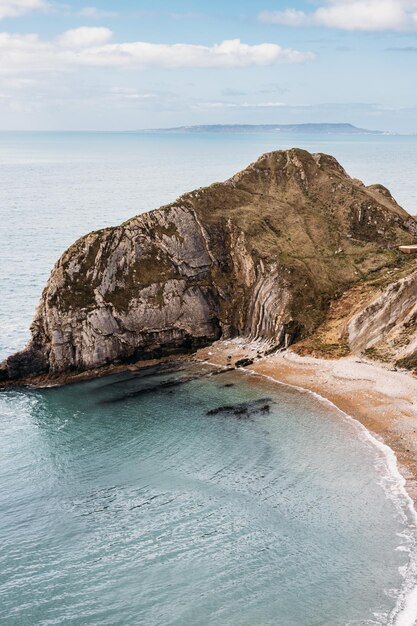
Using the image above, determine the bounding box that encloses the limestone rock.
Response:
[347,270,417,366]
[3,148,417,382]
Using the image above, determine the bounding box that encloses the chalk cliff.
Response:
[2,148,417,382]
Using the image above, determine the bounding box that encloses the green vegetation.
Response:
[104,254,182,312]
[363,347,392,363]
[396,353,417,371]
[34,149,417,372]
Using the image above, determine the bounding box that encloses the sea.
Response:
[1,130,417,625]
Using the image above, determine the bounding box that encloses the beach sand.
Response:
[196,340,417,500]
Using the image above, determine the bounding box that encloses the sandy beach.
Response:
[196,340,417,500]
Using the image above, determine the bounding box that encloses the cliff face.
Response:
[2,148,417,382]
[348,271,417,360]
[292,260,417,366]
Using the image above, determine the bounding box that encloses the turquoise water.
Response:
[1,131,417,624]
[0,363,416,625]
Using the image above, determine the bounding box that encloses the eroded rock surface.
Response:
[2,148,417,382]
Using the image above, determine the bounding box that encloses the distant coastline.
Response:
[143,123,386,135]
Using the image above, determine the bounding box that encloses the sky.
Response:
[0,0,416,132]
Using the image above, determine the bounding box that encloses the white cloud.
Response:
[74,38,314,68]
[0,33,55,73]
[0,30,315,74]
[194,101,286,109]
[76,7,118,19]
[0,0,48,19]
[259,0,417,32]
[194,100,397,112]
[259,9,308,27]
[57,27,113,49]
[110,87,157,100]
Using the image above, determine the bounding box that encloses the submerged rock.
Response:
[206,398,272,418]
[2,148,417,383]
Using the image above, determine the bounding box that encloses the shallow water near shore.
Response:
[1,362,417,625]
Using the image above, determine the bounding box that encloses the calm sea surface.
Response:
[1,131,417,625]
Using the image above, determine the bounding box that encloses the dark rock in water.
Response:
[101,375,199,405]
[235,358,254,368]
[1,343,48,381]
[206,404,248,417]
[103,361,188,389]
[223,383,235,388]
[206,398,272,418]
[3,148,417,385]
[99,363,219,404]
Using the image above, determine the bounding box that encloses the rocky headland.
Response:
[2,148,417,386]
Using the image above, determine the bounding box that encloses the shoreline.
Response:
[196,339,417,625]
[0,353,194,389]
[5,337,417,501]
[4,338,417,622]
[5,338,417,502]
[196,340,417,502]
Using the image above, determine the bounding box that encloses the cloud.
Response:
[74,38,315,68]
[220,84,287,98]
[128,10,201,20]
[110,87,157,100]
[0,0,48,19]
[75,7,118,19]
[0,30,315,74]
[386,46,417,52]
[193,101,286,109]
[260,9,307,27]
[221,88,247,97]
[57,27,113,49]
[259,0,417,32]
[193,100,399,115]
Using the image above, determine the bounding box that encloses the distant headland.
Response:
[143,123,385,135]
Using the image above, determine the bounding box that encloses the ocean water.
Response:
[1,131,417,625]
[1,363,417,625]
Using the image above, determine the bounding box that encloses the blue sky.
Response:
[0,0,416,131]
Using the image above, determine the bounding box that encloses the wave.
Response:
[240,367,417,626]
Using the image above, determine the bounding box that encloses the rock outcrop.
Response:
[292,261,417,365]
[348,271,417,360]
[2,148,417,383]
